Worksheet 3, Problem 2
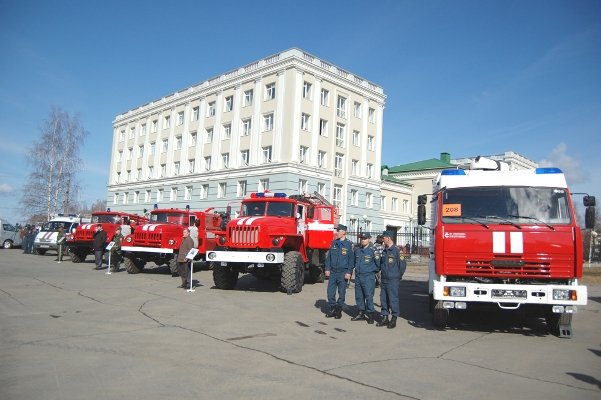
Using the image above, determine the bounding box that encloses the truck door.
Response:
[296,205,306,236]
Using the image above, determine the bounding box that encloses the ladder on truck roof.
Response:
[289,191,334,207]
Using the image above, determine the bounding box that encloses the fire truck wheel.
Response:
[545,311,572,337]
[70,250,86,263]
[281,251,304,293]
[35,248,47,255]
[432,301,449,329]
[212,264,239,289]
[124,256,141,274]
[308,264,325,283]
[168,257,179,277]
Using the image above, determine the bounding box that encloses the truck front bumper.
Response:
[121,246,174,254]
[207,250,284,265]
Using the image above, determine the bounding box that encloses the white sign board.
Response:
[186,248,199,260]
[105,242,115,251]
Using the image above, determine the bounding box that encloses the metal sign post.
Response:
[186,248,199,292]
[105,242,115,275]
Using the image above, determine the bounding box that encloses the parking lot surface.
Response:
[1,250,600,400]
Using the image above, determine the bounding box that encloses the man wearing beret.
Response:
[377,230,407,329]
[351,232,380,324]
[324,224,354,319]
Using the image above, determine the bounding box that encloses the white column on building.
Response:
[310,77,322,165]
[273,70,286,162]
[230,85,242,167]
[290,68,303,162]
[194,97,206,171]
[251,78,262,166]
[211,92,224,169]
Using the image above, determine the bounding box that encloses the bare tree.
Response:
[21,107,88,221]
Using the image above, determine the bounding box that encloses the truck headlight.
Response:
[168,239,175,245]
[266,253,276,262]
[272,237,280,246]
[553,289,576,301]
[207,252,216,260]
[219,236,226,245]
[443,286,466,297]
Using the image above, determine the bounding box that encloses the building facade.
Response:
[107,48,410,232]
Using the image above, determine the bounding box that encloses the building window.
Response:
[140,124,146,136]
[218,182,227,198]
[122,192,128,205]
[317,151,326,168]
[177,111,184,126]
[161,139,168,153]
[173,161,180,176]
[116,150,122,162]
[114,193,119,204]
[204,156,211,171]
[320,89,329,106]
[184,186,192,200]
[188,159,195,173]
[157,189,164,202]
[319,119,328,137]
[300,113,310,131]
[126,148,132,160]
[336,96,346,118]
[402,199,408,213]
[192,106,199,121]
[199,184,209,199]
[222,153,229,169]
[299,146,309,163]
[175,136,182,150]
[334,153,344,177]
[160,164,166,177]
[150,142,156,155]
[148,166,154,179]
[145,190,151,203]
[302,81,312,100]
[190,132,197,146]
[259,178,269,192]
[335,123,345,147]
[299,179,308,194]
[126,170,131,182]
[352,130,360,146]
[381,195,386,211]
[241,118,251,136]
[240,149,249,166]
[317,182,326,197]
[333,184,343,209]
[367,135,375,151]
[351,159,359,176]
[265,82,276,100]
[366,192,373,208]
[163,115,170,129]
[129,127,135,139]
[366,163,374,178]
[224,96,233,112]
[354,102,362,118]
[392,197,398,212]
[368,107,375,123]
[263,113,274,131]
[262,146,272,163]
[115,172,120,184]
[243,89,253,107]
[349,218,357,233]
[151,120,158,133]
[170,187,177,201]
[237,180,247,197]
[206,127,213,143]
[223,123,231,140]
[207,101,216,117]
[138,145,144,158]
[136,168,142,180]
[350,189,358,206]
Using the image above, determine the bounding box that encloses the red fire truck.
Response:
[66,211,148,263]
[418,157,596,337]
[207,192,337,293]
[121,207,226,275]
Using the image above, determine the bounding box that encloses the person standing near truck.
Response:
[351,232,380,324]
[93,224,107,269]
[324,224,353,319]
[176,228,194,289]
[377,230,407,329]
[55,226,65,261]
[110,227,124,272]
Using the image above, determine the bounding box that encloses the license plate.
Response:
[491,289,527,299]
[257,263,264,268]
[220,262,227,266]
[40,245,49,248]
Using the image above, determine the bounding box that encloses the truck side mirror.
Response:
[584,195,596,207]
[585,207,596,229]
[417,205,426,226]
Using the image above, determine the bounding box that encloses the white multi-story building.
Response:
[107,48,410,232]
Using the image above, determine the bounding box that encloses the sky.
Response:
[1,0,600,223]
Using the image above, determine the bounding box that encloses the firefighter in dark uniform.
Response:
[325,224,354,319]
[351,232,380,324]
[377,230,407,329]
[110,226,124,272]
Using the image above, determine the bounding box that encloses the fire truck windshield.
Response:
[241,201,294,217]
[150,213,186,225]
[92,214,120,223]
[441,187,571,225]
[41,221,73,232]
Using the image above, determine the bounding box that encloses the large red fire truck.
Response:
[418,157,596,337]
[66,211,148,262]
[121,207,226,275]
[207,192,337,293]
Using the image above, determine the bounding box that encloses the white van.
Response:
[33,216,81,255]
[0,219,23,249]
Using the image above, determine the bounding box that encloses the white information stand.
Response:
[57,237,66,264]
[185,248,199,292]
[105,242,115,275]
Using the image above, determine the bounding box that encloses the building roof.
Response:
[388,158,455,173]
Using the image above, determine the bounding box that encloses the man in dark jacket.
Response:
[93,224,107,269]
[377,230,407,329]
[324,224,353,319]
[351,232,380,324]
[176,228,194,289]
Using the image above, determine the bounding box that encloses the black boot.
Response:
[325,307,336,318]
[351,311,365,321]
[387,316,397,329]
[366,313,374,325]
[377,315,389,327]
[334,306,342,319]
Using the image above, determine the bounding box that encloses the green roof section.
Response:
[388,158,455,173]
[381,174,413,187]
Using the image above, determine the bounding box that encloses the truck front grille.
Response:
[134,231,162,246]
[229,226,259,246]
[465,259,551,278]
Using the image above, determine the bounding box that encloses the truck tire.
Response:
[3,240,13,249]
[281,251,304,293]
[546,311,573,337]
[432,300,449,329]
[168,256,179,277]
[124,256,142,274]
[35,248,47,255]
[308,264,325,283]
[70,250,86,263]
[213,264,238,289]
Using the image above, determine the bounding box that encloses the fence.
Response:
[346,230,430,257]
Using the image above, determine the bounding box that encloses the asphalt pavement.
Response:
[1,249,600,400]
